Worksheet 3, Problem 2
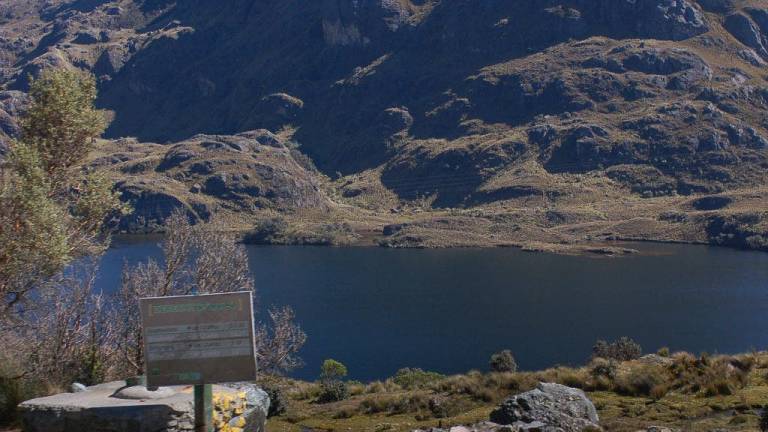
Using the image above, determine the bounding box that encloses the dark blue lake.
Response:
[97,239,768,381]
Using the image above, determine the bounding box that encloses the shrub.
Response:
[0,375,27,425]
[318,359,349,403]
[589,358,618,379]
[348,381,366,396]
[320,359,348,381]
[649,383,670,400]
[318,380,349,403]
[669,354,750,396]
[657,347,670,357]
[428,395,470,418]
[262,386,287,417]
[489,350,518,373]
[392,368,445,389]
[592,337,643,361]
[704,379,733,397]
[243,217,288,244]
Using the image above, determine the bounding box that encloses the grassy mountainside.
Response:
[0,0,767,251]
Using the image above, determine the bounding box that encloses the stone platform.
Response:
[18,381,269,432]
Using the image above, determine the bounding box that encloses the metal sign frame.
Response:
[139,291,258,432]
[139,291,258,387]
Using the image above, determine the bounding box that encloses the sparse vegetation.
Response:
[318,359,350,403]
[265,347,768,432]
[392,368,445,390]
[592,337,643,361]
[489,350,517,373]
[244,217,359,246]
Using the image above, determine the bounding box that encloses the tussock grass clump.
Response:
[365,379,402,394]
[614,365,669,398]
[393,368,446,389]
[359,392,431,415]
[669,353,753,397]
[287,381,321,401]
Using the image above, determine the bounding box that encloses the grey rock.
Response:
[69,383,87,393]
[628,0,709,41]
[204,173,229,196]
[72,31,101,44]
[489,382,601,432]
[19,380,268,432]
[112,386,177,400]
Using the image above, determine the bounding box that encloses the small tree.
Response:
[255,307,307,374]
[318,359,349,402]
[320,359,348,381]
[21,68,106,176]
[111,211,306,378]
[0,68,124,322]
[489,350,518,373]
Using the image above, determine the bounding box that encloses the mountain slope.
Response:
[1,0,768,251]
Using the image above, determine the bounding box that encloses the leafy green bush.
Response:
[392,368,445,389]
[489,350,518,373]
[320,359,348,381]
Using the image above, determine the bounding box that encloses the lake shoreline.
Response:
[113,230,759,258]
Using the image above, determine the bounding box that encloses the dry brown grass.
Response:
[265,351,768,432]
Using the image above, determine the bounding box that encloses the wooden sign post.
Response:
[139,291,257,432]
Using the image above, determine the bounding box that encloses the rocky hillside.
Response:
[2,0,768,250]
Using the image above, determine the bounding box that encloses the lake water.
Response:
[97,239,768,381]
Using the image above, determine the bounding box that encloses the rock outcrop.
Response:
[416,383,601,432]
[18,380,269,432]
[489,383,601,431]
[94,131,331,233]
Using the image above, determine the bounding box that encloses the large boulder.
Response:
[18,380,269,432]
[489,382,601,431]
